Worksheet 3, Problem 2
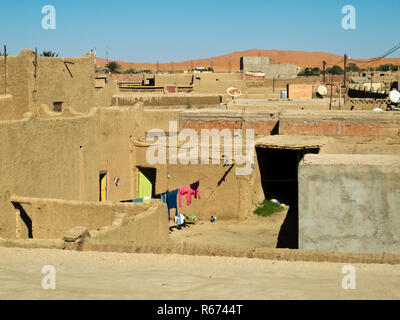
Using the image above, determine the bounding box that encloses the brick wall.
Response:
[181,114,400,138]
[181,119,278,135]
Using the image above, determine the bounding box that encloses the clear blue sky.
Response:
[0,0,399,62]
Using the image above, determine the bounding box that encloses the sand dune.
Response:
[96,49,400,72]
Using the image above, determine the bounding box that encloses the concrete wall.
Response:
[241,57,270,72]
[241,57,298,79]
[264,63,299,79]
[299,154,400,254]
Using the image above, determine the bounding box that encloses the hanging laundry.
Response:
[167,189,178,220]
[161,193,167,204]
[190,181,201,200]
[178,185,192,208]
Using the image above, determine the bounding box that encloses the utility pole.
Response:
[323,60,326,83]
[228,61,232,73]
[106,45,109,62]
[343,53,348,89]
[4,45,7,95]
[370,70,374,92]
[34,47,38,78]
[329,74,333,111]
[272,77,275,93]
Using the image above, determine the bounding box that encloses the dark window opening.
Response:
[53,101,63,112]
[256,147,319,249]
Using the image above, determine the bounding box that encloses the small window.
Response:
[53,101,63,112]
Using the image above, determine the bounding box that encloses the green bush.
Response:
[253,200,284,217]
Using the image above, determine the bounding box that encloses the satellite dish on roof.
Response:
[227,87,241,97]
[227,87,241,103]
[389,90,400,104]
[317,85,328,96]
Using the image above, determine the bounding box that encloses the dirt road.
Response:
[0,247,399,300]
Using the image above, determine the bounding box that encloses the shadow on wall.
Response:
[12,202,33,239]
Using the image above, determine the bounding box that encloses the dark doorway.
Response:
[99,171,107,202]
[138,167,157,198]
[256,147,319,249]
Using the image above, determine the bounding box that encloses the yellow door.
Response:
[100,174,107,202]
[138,170,152,203]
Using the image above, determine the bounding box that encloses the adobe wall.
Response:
[0,50,33,118]
[0,95,17,120]
[95,79,119,109]
[0,50,97,120]
[193,80,247,94]
[33,53,96,113]
[112,94,221,108]
[299,154,400,254]
[133,145,265,221]
[0,110,101,238]
[288,84,313,99]
[10,196,169,244]
[155,73,193,86]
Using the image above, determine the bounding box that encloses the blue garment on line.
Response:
[167,189,178,220]
[161,193,167,204]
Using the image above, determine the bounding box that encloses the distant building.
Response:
[240,56,299,79]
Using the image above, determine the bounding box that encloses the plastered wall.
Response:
[299,154,400,254]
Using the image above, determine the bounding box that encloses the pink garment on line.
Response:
[178,185,193,208]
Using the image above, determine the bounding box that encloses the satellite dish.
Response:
[227,87,241,97]
[389,90,400,104]
[317,85,328,96]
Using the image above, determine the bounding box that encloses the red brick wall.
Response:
[181,120,278,135]
[181,119,400,138]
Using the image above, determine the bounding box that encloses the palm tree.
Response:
[105,61,121,73]
[40,50,59,57]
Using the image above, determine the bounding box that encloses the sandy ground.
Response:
[0,247,399,300]
[169,212,287,249]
